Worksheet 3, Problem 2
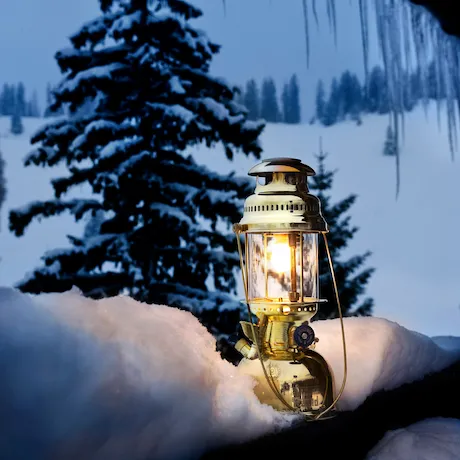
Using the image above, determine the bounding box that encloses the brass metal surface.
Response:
[233,158,347,418]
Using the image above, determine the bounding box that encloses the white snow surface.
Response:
[0,287,459,459]
[367,418,460,460]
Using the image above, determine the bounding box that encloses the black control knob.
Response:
[294,322,315,349]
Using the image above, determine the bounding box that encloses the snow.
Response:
[0,287,293,460]
[169,75,186,94]
[1,106,460,336]
[0,287,458,459]
[367,418,460,460]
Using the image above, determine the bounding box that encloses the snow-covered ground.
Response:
[1,106,460,336]
[0,287,459,459]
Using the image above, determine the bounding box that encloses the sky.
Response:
[0,0,380,118]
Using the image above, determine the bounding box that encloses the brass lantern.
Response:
[233,157,347,418]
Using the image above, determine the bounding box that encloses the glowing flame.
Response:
[268,236,291,273]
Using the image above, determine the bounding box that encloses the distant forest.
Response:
[315,61,448,126]
[236,74,302,124]
[241,61,444,127]
[0,82,65,120]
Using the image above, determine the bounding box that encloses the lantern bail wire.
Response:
[233,157,348,419]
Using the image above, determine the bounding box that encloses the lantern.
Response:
[233,157,347,418]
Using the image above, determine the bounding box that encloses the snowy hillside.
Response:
[1,106,460,336]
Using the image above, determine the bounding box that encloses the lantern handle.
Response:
[315,232,348,420]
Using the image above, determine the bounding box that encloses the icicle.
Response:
[222,0,226,16]
[312,0,319,28]
[393,111,401,198]
[359,0,369,83]
[328,0,337,45]
[302,0,310,68]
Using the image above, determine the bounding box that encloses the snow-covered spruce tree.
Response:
[310,145,374,319]
[9,0,264,335]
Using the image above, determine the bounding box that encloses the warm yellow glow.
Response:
[282,305,291,314]
[268,235,291,273]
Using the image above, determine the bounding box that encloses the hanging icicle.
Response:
[302,0,310,67]
[219,0,460,192]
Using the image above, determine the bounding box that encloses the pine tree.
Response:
[27,91,41,117]
[243,79,260,121]
[16,82,26,116]
[383,125,397,156]
[0,84,15,116]
[10,112,23,135]
[260,77,280,122]
[309,143,374,319]
[315,79,326,124]
[365,66,389,114]
[281,82,290,123]
[323,78,340,126]
[9,0,264,336]
[402,71,415,112]
[288,74,301,124]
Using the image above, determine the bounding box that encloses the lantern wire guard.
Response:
[233,157,348,420]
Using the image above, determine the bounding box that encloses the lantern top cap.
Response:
[248,157,316,177]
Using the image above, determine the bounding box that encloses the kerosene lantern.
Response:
[233,157,347,418]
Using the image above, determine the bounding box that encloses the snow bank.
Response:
[367,418,460,460]
[0,287,459,459]
[0,287,293,460]
[313,317,460,411]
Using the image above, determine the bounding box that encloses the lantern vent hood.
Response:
[238,157,328,233]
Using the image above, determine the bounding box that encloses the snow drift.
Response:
[0,287,459,459]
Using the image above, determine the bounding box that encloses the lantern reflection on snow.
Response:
[233,158,347,418]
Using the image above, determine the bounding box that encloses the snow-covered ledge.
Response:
[0,287,459,460]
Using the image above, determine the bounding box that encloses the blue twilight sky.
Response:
[0,0,380,118]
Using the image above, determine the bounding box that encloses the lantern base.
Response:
[238,351,335,414]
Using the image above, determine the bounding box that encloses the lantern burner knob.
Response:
[294,322,315,349]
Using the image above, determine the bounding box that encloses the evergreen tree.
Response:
[27,90,41,117]
[233,85,245,106]
[9,0,263,336]
[16,82,27,116]
[243,79,260,121]
[402,71,415,112]
[10,112,23,135]
[383,125,397,156]
[0,84,15,116]
[260,77,280,122]
[365,66,389,114]
[323,78,340,126]
[281,82,289,123]
[310,144,374,319]
[288,73,301,124]
[315,79,326,124]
